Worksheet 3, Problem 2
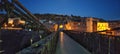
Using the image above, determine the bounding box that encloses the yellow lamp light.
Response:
[59,25,63,28]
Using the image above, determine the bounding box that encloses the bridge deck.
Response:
[56,32,91,54]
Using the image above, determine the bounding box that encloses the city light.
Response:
[12,24,14,27]
[8,20,13,24]
[19,20,25,24]
[65,22,72,30]
[97,22,110,31]
[59,25,63,29]
[4,23,7,27]
[54,24,58,31]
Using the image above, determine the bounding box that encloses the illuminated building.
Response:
[86,18,93,32]
[96,22,116,35]
[65,21,72,30]
[65,17,120,36]
[97,22,110,31]
[2,18,26,29]
[65,17,99,32]
[8,18,25,27]
[53,24,58,31]
[8,18,13,24]
[19,21,25,24]
[8,18,25,24]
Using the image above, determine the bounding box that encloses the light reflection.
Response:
[60,32,64,43]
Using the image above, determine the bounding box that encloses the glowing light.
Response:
[4,23,7,27]
[30,39,33,44]
[8,20,13,24]
[65,22,72,30]
[59,25,63,28]
[5,24,7,27]
[97,22,110,31]
[12,24,14,27]
[54,24,58,31]
[107,28,111,30]
[19,20,25,24]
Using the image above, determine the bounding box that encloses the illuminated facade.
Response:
[8,18,25,24]
[65,17,120,36]
[65,17,99,32]
[96,22,114,35]
[97,22,110,31]
[7,18,25,27]
[86,18,93,32]
[8,18,14,24]
[65,21,72,30]
[54,24,58,31]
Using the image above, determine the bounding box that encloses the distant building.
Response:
[96,22,112,35]
[8,18,25,24]
[65,21,72,30]
[1,18,25,30]
[108,20,120,29]
[65,17,100,32]
[86,18,94,32]
[97,22,110,31]
[7,18,25,27]
[108,20,120,36]
[65,17,120,36]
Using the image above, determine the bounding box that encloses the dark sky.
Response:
[19,0,120,20]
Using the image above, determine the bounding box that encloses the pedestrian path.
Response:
[55,32,91,54]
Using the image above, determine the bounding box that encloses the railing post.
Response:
[0,29,4,54]
[108,36,111,54]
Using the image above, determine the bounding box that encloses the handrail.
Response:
[16,31,59,54]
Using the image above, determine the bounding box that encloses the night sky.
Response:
[19,0,120,20]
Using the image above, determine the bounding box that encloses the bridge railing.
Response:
[64,30,120,54]
[16,31,59,54]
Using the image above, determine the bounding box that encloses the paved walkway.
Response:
[56,32,91,54]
